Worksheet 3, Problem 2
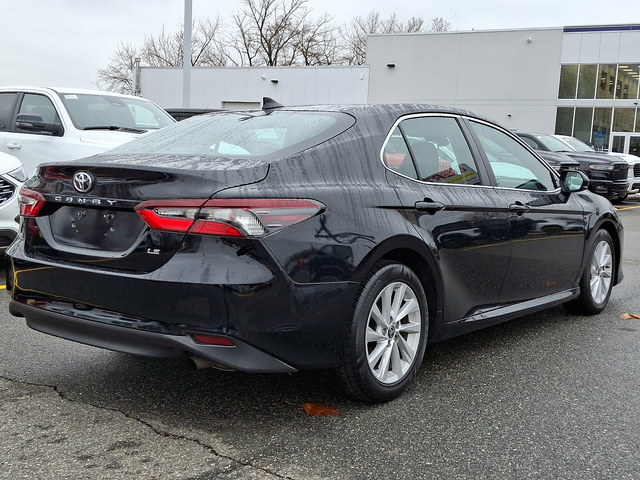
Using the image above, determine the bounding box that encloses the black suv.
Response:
[516,132,628,201]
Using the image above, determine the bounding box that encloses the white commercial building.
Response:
[367,24,640,155]
[137,24,640,155]
[138,66,369,111]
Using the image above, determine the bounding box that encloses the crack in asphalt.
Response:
[0,374,297,480]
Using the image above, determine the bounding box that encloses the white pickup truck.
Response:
[0,86,175,177]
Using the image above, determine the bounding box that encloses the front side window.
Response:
[470,121,557,191]
[383,116,481,185]
[17,93,63,135]
[19,94,59,123]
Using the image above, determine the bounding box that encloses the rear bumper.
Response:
[9,299,297,373]
[6,235,358,370]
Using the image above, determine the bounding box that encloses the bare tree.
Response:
[96,7,452,92]
[95,41,141,93]
[294,13,341,65]
[339,10,451,65]
[228,0,311,66]
[429,17,452,32]
[339,10,414,65]
[96,16,226,93]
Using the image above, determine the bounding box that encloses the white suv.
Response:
[0,87,175,177]
[0,152,26,253]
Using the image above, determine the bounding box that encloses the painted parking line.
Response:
[617,205,640,211]
[0,285,5,290]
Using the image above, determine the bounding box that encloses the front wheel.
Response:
[338,261,428,402]
[564,229,615,315]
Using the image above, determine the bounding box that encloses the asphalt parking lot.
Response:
[1,197,639,480]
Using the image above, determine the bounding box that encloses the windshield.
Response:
[536,134,576,153]
[109,110,355,158]
[558,136,595,152]
[57,92,175,131]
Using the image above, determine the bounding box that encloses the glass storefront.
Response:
[556,63,640,150]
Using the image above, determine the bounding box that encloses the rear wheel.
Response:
[338,261,428,402]
[564,229,615,315]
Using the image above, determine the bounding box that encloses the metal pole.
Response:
[183,0,192,108]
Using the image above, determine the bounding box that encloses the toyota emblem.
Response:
[73,171,95,193]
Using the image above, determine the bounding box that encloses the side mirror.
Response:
[560,169,589,194]
[16,113,63,136]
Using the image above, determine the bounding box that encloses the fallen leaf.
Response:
[301,402,341,417]
[619,313,640,319]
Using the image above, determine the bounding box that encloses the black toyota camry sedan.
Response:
[7,101,624,402]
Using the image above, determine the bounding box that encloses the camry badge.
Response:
[73,171,95,193]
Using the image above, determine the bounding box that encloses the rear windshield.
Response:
[108,110,355,158]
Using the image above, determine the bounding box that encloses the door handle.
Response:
[509,202,530,215]
[415,200,445,214]
[7,143,21,150]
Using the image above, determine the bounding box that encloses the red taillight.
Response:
[135,200,203,233]
[136,198,324,238]
[192,334,235,346]
[18,188,46,217]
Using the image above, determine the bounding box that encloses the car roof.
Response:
[0,86,146,101]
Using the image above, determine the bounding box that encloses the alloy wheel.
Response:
[365,281,422,384]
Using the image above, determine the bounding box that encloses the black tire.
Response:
[564,229,615,315]
[338,261,428,402]
[613,192,627,203]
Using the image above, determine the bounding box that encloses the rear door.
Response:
[384,114,510,322]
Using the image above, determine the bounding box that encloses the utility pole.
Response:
[183,0,192,108]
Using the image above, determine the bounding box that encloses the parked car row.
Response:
[6,100,624,402]
[516,132,640,202]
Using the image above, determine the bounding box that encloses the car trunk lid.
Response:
[22,154,269,272]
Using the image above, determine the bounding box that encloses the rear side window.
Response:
[0,93,17,130]
[109,111,355,158]
[383,115,481,185]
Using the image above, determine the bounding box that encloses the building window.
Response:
[577,65,598,99]
[574,108,593,142]
[556,63,640,145]
[596,65,617,99]
[555,107,574,135]
[615,64,640,100]
[558,65,578,99]
[613,108,635,132]
[592,108,613,150]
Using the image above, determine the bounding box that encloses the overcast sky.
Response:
[1,0,639,90]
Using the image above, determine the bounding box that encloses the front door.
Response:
[465,119,586,303]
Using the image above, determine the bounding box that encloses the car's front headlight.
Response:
[7,166,27,182]
[589,164,614,171]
